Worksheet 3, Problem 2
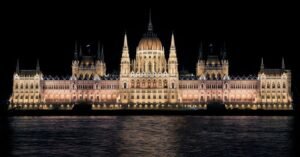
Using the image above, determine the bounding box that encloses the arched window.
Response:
[124,82,127,89]
[272,83,275,88]
[153,80,157,88]
[217,73,221,80]
[267,83,270,89]
[15,84,18,89]
[131,80,135,88]
[164,80,168,88]
[206,74,210,80]
[277,83,280,88]
[137,80,140,88]
[172,83,175,89]
[148,80,151,88]
[148,62,152,72]
[283,83,286,88]
[262,84,265,88]
[212,74,216,80]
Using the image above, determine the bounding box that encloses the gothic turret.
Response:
[168,32,178,75]
[120,33,130,75]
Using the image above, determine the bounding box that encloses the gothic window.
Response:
[137,80,140,88]
[20,84,23,89]
[172,83,175,89]
[153,80,157,88]
[272,83,275,88]
[201,84,204,89]
[131,80,135,88]
[217,73,221,80]
[148,80,151,88]
[36,84,39,89]
[277,83,280,88]
[148,63,152,72]
[25,84,28,89]
[15,84,18,89]
[283,83,286,88]
[225,84,228,89]
[163,80,168,88]
[267,84,270,89]
[159,80,162,87]
[124,83,127,89]
[262,84,265,88]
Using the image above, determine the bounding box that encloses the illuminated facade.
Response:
[9,15,293,111]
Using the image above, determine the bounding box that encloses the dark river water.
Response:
[0,116,299,157]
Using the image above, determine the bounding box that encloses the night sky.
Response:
[1,2,299,101]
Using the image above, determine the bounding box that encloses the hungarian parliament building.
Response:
[9,15,293,111]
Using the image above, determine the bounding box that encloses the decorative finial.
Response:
[123,32,128,49]
[101,44,104,62]
[282,57,285,69]
[260,58,264,70]
[198,41,203,60]
[74,40,78,60]
[16,59,20,73]
[171,32,175,49]
[147,9,153,31]
[97,41,101,60]
[36,59,40,72]
[222,42,227,59]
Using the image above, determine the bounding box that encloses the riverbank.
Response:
[6,109,296,116]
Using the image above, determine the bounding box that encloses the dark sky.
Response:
[1,2,299,100]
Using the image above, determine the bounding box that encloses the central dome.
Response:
[138,36,163,50]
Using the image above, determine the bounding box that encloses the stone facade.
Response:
[9,16,293,111]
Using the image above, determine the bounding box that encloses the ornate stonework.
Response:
[9,15,293,111]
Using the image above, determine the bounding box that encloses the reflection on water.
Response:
[0,116,299,157]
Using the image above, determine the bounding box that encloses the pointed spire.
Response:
[16,59,19,73]
[36,59,40,72]
[222,42,227,59]
[97,41,101,60]
[282,57,285,69]
[260,58,264,70]
[198,42,203,60]
[79,44,82,57]
[209,43,213,54]
[101,44,104,62]
[171,32,175,49]
[148,9,153,31]
[123,32,128,49]
[74,40,78,60]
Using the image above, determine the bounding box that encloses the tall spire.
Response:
[147,9,153,31]
[282,57,285,69]
[36,59,40,72]
[222,42,227,59]
[260,58,264,70]
[101,44,104,62]
[74,40,78,60]
[16,59,19,73]
[97,41,101,60]
[198,42,203,60]
[123,32,128,49]
[170,32,175,49]
[122,32,130,59]
[79,44,82,57]
[209,43,213,54]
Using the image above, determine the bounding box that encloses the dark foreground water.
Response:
[0,116,299,157]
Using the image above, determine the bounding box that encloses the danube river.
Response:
[0,116,299,157]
